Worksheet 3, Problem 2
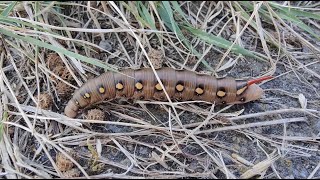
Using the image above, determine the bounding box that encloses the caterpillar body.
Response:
[65,67,272,118]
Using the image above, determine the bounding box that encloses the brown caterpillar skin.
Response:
[65,67,266,118]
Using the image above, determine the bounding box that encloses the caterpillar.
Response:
[64,67,272,118]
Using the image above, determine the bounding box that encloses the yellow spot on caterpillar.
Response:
[195,87,204,95]
[116,83,124,90]
[217,90,226,97]
[84,93,91,98]
[176,84,184,92]
[236,86,247,95]
[75,100,79,105]
[135,82,143,90]
[155,83,163,91]
[99,87,105,94]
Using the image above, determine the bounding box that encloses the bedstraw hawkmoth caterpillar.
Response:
[65,67,272,118]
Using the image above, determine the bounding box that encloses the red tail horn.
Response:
[247,76,273,86]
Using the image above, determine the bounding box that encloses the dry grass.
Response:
[0,1,320,179]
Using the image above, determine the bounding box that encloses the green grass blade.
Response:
[233,2,258,30]
[0,15,54,33]
[170,1,189,22]
[184,25,265,61]
[157,2,213,70]
[1,1,17,17]
[156,3,172,30]
[238,2,320,40]
[0,28,117,72]
[120,2,148,28]
[278,11,320,40]
[137,2,157,30]
[269,2,320,20]
[161,1,180,35]
[268,3,320,40]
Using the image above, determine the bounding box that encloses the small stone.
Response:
[99,40,113,52]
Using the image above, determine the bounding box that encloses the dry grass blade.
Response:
[196,117,307,134]
[240,152,280,179]
[308,161,320,179]
[0,1,319,179]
